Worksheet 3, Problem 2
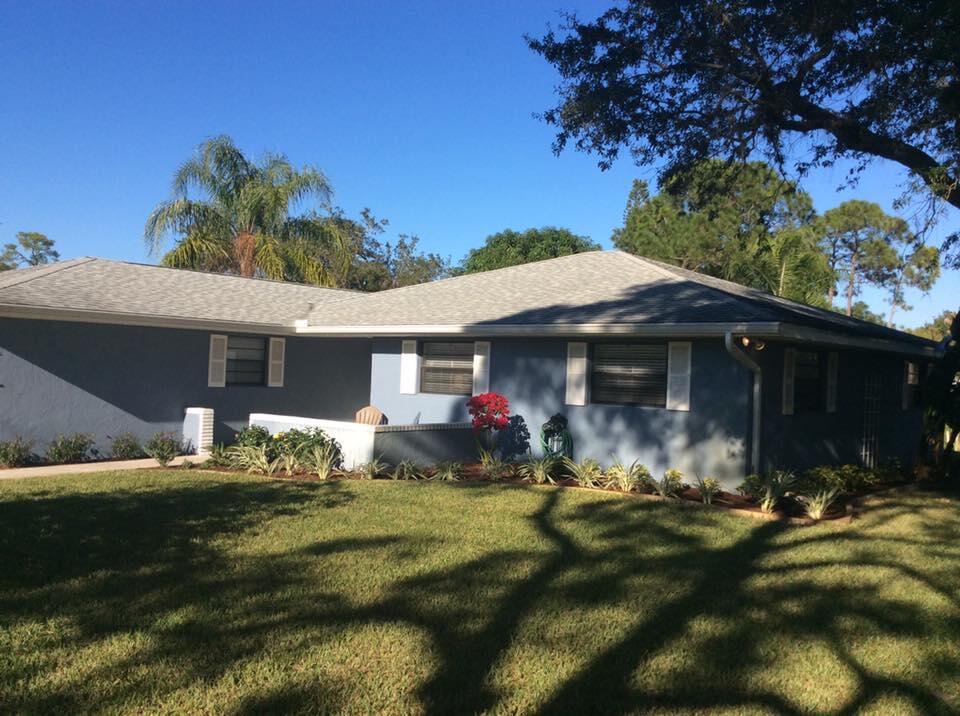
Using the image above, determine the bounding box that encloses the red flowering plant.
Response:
[467,392,510,438]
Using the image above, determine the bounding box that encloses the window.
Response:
[591,343,667,407]
[903,361,921,410]
[793,350,822,413]
[420,341,473,395]
[226,336,266,385]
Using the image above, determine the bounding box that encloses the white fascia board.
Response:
[295,322,780,338]
[0,304,298,336]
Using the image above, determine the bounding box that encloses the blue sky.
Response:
[1,0,956,328]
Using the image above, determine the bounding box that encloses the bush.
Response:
[563,457,603,488]
[517,456,558,485]
[206,443,232,467]
[357,457,387,480]
[758,469,798,513]
[0,437,34,467]
[797,487,842,521]
[46,433,96,464]
[273,427,342,462]
[430,461,463,482]
[737,474,764,500]
[695,475,722,504]
[653,469,684,498]
[603,459,652,492]
[234,425,274,457]
[110,433,144,460]
[391,459,424,481]
[802,464,889,493]
[144,432,183,467]
[227,444,274,474]
[303,442,340,480]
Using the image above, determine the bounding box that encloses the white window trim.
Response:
[472,341,490,394]
[400,340,419,395]
[565,342,589,406]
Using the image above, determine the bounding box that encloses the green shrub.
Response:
[431,461,463,482]
[274,453,302,476]
[0,437,34,467]
[517,456,558,485]
[110,433,144,460]
[478,447,510,481]
[303,442,340,480]
[273,427,342,462]
[695,475,722,504]
[144,432,182,467]
[563,457,603,488]
[227,444,274,474]
[758,469,798,513]
[737,474,764,500]
[46,433,96,464]
[802,464,891,493]
[653,469,684,498]
[603,459,651,492]
[391,459,424,481]
[206,443,232,467]
[234,425,275,458]
[356,457,387,480]
[797,487,841,521]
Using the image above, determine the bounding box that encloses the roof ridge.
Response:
[0,257,97,292]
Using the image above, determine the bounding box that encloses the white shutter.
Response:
[565,342,588,406]
[782,348,796,415]
[826,351,838,413]
[472,341,490,394]
[666,341,692,411]
[400,340,419,394]
[267,337,286,388]
[208,334,227,388]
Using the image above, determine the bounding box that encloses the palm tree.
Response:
[145,136,348,285]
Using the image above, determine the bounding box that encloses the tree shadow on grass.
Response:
[1,478,959,713]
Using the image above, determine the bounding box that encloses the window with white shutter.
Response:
[267,337,285,388]
[666,342,692,411]
[590,343,667,407]
[420,341,473,395]
[208,334,227,388]
[400,340,419,394]
[472,341,491,394]
[565,342,588,406]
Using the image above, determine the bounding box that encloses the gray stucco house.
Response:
[0,251,938,484]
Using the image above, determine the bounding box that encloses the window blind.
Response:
[420,341,474,395]
[590,343,667,407]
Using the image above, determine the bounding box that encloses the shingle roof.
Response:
[0,257,355,328]
[303,250,933,347]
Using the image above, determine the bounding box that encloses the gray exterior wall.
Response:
[372,425,478,466]
[757,342,925,471]
[0,318,372,454]
[370,337,752,486]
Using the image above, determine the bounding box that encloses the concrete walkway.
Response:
[0,454,209,480]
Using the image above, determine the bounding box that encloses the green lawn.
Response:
[1,472,958,714]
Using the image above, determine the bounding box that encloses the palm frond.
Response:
[144,199,231,255]
[253,234,288,281]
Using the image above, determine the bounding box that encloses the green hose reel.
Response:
[540,413,572,459]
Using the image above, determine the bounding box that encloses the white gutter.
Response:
[725,332,761,474]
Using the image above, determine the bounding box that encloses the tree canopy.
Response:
[528,0,960,263]
[458,227,599,274]
[145,136,347,285]
[612,161,831,305]
[0,232,59,270]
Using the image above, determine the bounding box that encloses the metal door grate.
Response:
[860,373,881,468]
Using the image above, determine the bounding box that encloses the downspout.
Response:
[725,332,761,474]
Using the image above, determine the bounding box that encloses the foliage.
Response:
[226,445,275,474]
[0,232,59,271]
[478,449,510,481]
[517,456,558,485]
[234,425,273,451]
[467,393,510,432]
[144,135,348,284]
[695,475,721,505]
[110,433,144,460]
[802,465,883,494]
[46,434,96,465]
[528,0,960,264]
[356,457,388,480]
[653,469,684,499]
[909,310,957,341]
[430,461,463,482]
[498,415,531,461]
[603,459,651,492]
[797,487,842,521]
[144,432,182,467]
[391,459,424,481]
[613,163,831,305]
[273,427,342,465]
[458,227,600,274]
[757,470,798,514]
[0,437,34,467]
[563,457,603,488]
[924,312,960,465]
[302,443,339,480]
[205,443,232,467]
[273,453,302,476]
